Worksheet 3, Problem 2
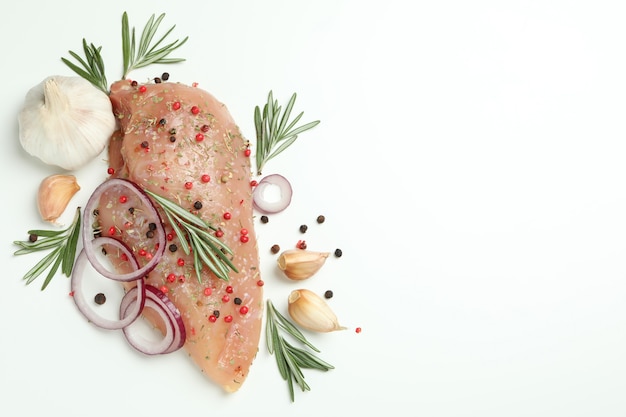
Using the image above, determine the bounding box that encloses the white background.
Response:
[1,0,626,416]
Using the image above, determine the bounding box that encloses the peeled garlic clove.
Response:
[277,249,330,280]
[38,174,81,223]
[18,76,116,170]
[288,289,346,332]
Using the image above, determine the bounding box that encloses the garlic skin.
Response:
[288,289,346,332]
[38,174,81,223]
[18,76,116,170]
[277,249,330,280]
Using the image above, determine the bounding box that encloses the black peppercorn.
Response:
[213,310,220,318]
[161,72,170,81]
[128,207,135,214]
[169,244,178,253]
[94,293,106,305]
[299,224,308,233]
[324,290,334,299]
[270,244,280,254]
[193,201,203,210]
[234,297,242,305]
[260,215,269,224]
[334,248,343,258]
[146,230,154,239]
[154,77,162,83]
[148,223,157,231]
[28,234,38,242]
[159,118,167,125]
[316,215,326,224]
[131,80,138,87]
[141,141,149,148]
[169,136,176,143]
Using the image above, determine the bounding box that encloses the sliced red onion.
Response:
[120,285,186,355]
[252,173,293,213]
[82,178,166,282]
[71,237,146,330]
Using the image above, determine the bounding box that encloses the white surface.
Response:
[1,0,626,416]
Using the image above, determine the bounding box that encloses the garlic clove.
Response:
[277,249,330,280]
[287,289,346,332]
[37,174,81,223]
[18,76,116,170]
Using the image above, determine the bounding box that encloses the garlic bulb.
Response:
[18,75,116,170]
[287,289,346,332]
[277,249,329,280]
[38,174,80,223]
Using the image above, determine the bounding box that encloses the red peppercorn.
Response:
[223,212,232,220]
[138,248,147,257]
[355,327,362,334]
[139,85,147,93]
[224,315,233,323]
[195,133,204,142]
[201,174,211,183]
[222,295,230,303]
[250,180,258,187]
[191,105,200,115]
[257,280,264,287]
[167,273,176,283]
[204,287,212,296]
[108,226,116,236]
[177,258,185,266]
[240,235,249,243]
[208,315,217,323]
[172,101,181,110]
[107,167,115,175]
[244,148,251,157]
[226,285,233,293]
[166,233,174,241]
[184,182,193,190]
[239,306,249,315]
[160,285,169,294]
[119,195,128,204]
[215,229,224,238]
[240,228,248,235]
[201,124,210,132]
[178,275,185,283]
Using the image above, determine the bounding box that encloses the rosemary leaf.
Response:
[254,91,320,175]
[266,300,333,402]
[13,207,82,290]
[145,189,237,282]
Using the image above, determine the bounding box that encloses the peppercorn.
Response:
[141,141,149,148]
[324,290,333,299]
[128,207,135,214]
[316,215,325,224]
[169,244,178,253]
[148,223,157,231]
[193,201,203,210]
[213,310,220,318]
[154,77,162,83]
[260,215,269,224]
[28,234,38,242]
[146,230,154,239]
[271,244,280,254]
[234,297,242,305]
[169,136,176,143]
[299,224,308,233]
[131,80,138,87]
[161,72,170,81]
[334,248,343,258]
[94,293,106,305]
[159,118,167,126]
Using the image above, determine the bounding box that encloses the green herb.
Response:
[254,91,320,175]
[145,190,237,282]
[266,299,334,402]
[121,11,188,79]
[13,207,81,290]
[62,11,188,93]
[61,40,109,93]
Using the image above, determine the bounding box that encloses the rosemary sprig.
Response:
[145,190,237,282]
[61,40,109,93]
[266,299,334,402]
[13,207,82,290]
[62,11,188,93]
[254,91,320,175]
[121,11,188,79]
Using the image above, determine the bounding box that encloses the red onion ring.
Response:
[120,285,186,355]
[71,237,146,330]
[82,178,166,282]
[252,173,293,213]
